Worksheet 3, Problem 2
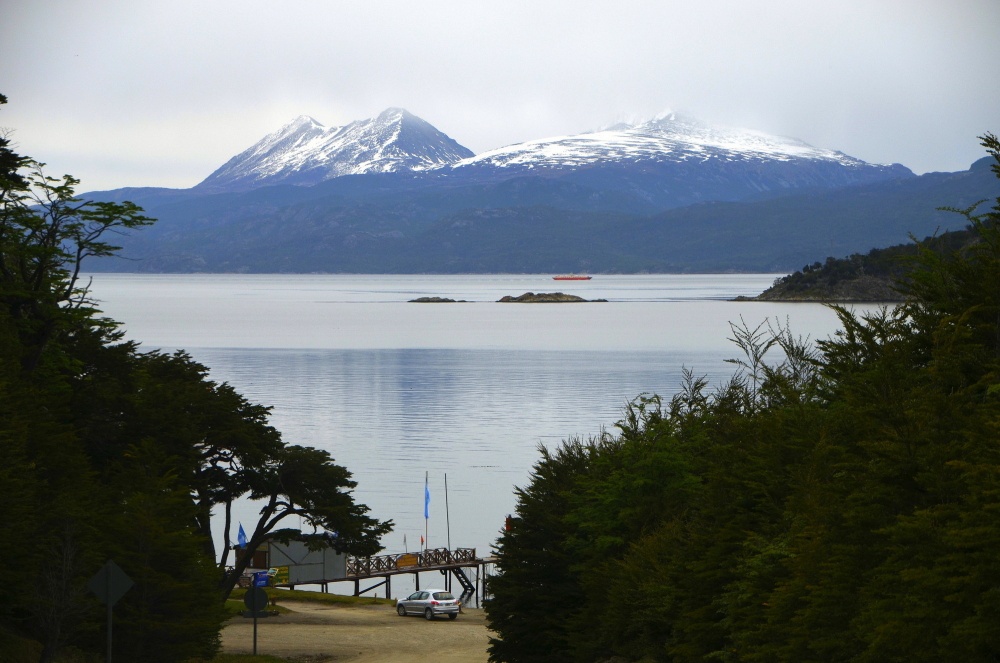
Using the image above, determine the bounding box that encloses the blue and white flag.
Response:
[238,523,248,548]
[424,476,430,520]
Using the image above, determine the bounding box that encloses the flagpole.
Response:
[424,471,429,551]
[445,473,451,552]
[445,473,452,592]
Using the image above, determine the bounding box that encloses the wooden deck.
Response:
[346,547,480,578]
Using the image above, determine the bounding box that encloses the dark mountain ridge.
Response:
[79,109,997,275]
[84,157,996,274]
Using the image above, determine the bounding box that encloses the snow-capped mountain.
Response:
[448,112,911,201]
[454,112,873,170]
[196,108,474,192]
[195,108,909,200]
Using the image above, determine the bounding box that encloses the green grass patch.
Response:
[0,629,102,663]
[0,628,41,663]
[210,655,291,663]
[229,586,393,608]
[224,598,292,617]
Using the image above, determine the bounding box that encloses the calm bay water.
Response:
[87,273,858,596]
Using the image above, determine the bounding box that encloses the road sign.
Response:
[87,560,134,663]
[87,560,134,606]
[244,587,269,613]
[244,586,269,656]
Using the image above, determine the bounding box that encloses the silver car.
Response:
[396,589,461,620]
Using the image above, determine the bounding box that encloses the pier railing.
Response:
[346,547,476,578]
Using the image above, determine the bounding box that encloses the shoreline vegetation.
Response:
[485,135,1000,662]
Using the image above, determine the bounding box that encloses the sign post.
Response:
[243,586,269,655]
[86,560,134,663]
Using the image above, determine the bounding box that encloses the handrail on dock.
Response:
[346,547,476,578]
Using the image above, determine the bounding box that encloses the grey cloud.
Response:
[1,0,997,191]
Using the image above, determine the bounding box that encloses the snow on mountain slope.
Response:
[196,108,474,192]
[453,111,895,172]
[195,109,910,199]
[440,111,912,206]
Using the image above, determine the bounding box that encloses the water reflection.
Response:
[191,348,736,560]
[84,273,859,598]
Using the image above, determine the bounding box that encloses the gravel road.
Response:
[221,600,491,662]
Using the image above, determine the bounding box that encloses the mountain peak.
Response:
[450,111,912,197]
[643,110,706,131]
[376,107,412,122]
[286,114,324,130]
[196,109,473,192]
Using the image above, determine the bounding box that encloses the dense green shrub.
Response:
[487,135,1000,662]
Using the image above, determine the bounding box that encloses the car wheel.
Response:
[424,608,434,621]
[397,604,407,616]
[448,613,458,620]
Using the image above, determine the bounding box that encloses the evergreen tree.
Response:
[0,94,393,660]
[486,134,1000,662]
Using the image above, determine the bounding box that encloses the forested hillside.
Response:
[84,144,997,275]
[0,96,391,662]
[486,134,1000,662]
[752,224,980,302]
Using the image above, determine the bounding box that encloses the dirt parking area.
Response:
[221,600,491,662]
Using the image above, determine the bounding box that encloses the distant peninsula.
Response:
[744,225,979,302]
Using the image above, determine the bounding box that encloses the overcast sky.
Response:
[2,0,999,192]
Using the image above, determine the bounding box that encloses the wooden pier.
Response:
[274,547,496,607]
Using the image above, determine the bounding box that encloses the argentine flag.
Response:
[424,477,430,519]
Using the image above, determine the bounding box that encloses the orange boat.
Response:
[552,274,592,280]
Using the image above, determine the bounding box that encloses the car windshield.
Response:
[433,592,455,600]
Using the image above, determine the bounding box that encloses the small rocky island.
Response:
[409,292,607,303]
[498,292,607,303]
[408,296,467,303]
[410,292,607,303]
